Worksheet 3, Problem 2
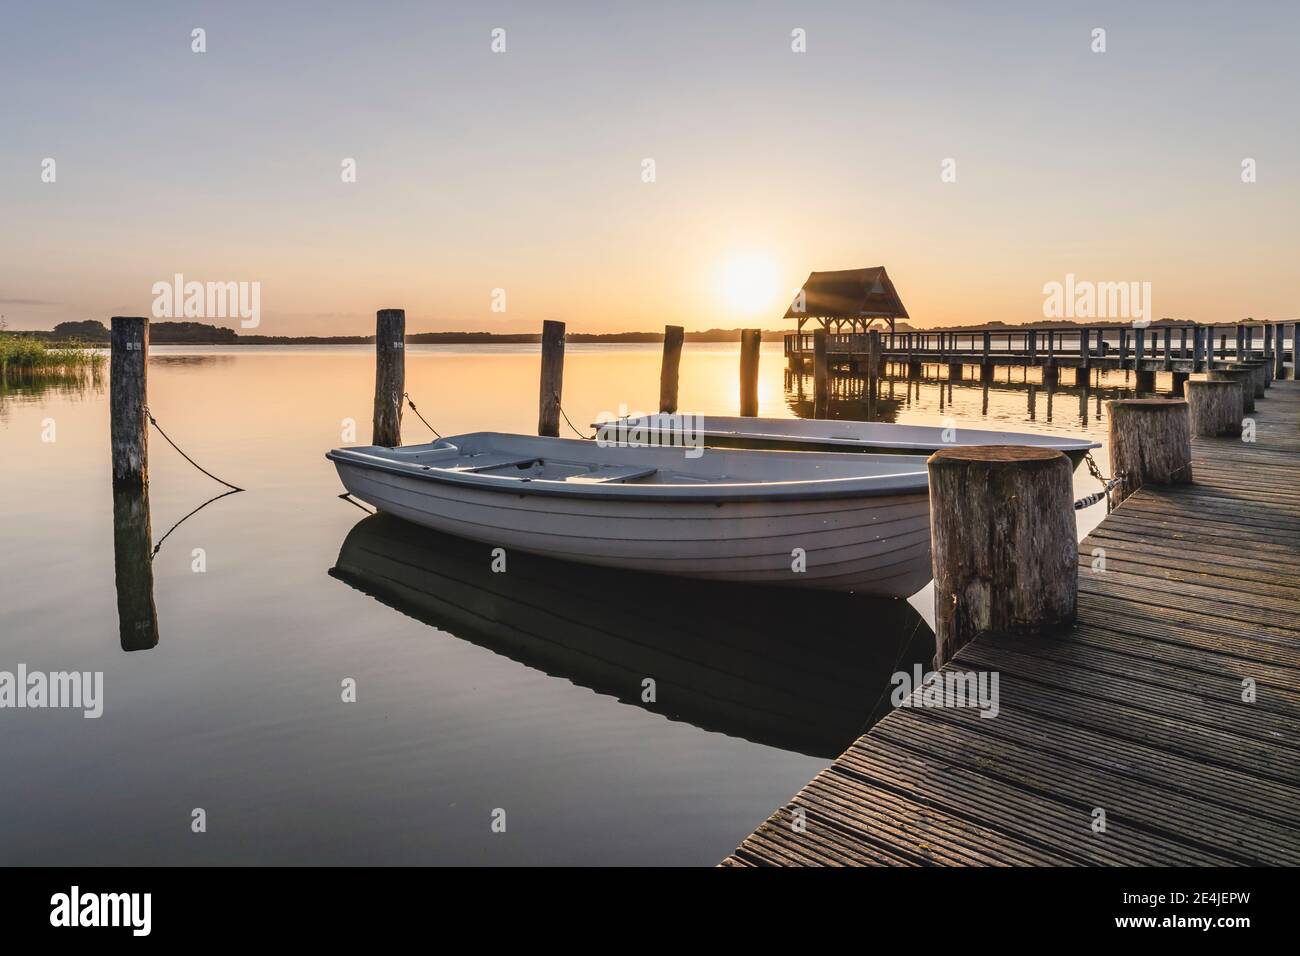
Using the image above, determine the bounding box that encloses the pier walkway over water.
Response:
[724,380,1300,866]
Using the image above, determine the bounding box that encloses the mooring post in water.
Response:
[739,328,761,416]
[110,316,149,487]
[112,486,159,652]
[812,328,829,416]
[1105,399,1192,508]
[538,319,565,437]
[659,324,684,414]
[372,308,405,447]
[1183,379,1243,437]
[929,446,1076,667]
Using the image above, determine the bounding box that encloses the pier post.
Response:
[1105,400,1192,507]
[1206,368,1255,412]
[1273,324,1285,381]
[659,324,684,414]
[1184,379,1243,437]
[929,447,1077,667]
[948,362,964,381]
[739,328,762,416]
[1192,326,1205,372]
[1171,371,1189,395]
[812,328,829,416]
[1134,368,1156,393]
[1229,361,1266,399]
[1263,325,1274,386]
[537,319,565,437]
[372,309,405,447]
[110,316,149,487]
[1080,328,1091,373]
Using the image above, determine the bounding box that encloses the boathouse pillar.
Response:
[929,446,1077,667]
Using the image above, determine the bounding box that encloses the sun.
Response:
[718,253,780,316]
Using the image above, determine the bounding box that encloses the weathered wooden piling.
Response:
[1274,324,1286,380]
[659,325,684,414]
[1105,399,1192,507]
[1226,361,1266,399]
[1134,368,1156,392]
[812,328,829,415]
[1183,379,1243,437]
[1205,368,1255,412]
[372,309,405,447]
[929,446,1077,667]
[112,485,159,652]
[110,316,149,487]
[739,328,761,416]
[537,319,566,437]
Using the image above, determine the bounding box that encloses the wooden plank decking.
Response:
[724,379,1300,867]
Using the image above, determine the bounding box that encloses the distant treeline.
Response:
[10,320,792,346]
[8,316,1261,348]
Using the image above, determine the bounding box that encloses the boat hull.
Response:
[333,460,933,598]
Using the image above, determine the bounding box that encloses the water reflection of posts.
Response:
[112,486,159,652]
[812,328,829,418]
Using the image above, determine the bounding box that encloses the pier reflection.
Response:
[785,367,1137,430]
[329,514,934,759]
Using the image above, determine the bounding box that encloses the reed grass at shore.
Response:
[0,334,105,374]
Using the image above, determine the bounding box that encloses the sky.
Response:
[2,0,1297,335]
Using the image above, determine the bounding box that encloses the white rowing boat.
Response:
[327,432,933,597]
[593,414,1100,466]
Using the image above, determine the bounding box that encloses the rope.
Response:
[555,393,595,440]
[403,393,441,439]
[144,406,243,491]
[1075,450,1123,512]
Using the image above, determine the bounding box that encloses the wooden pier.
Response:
[786,322,1296,391]
[724,377,1300,867]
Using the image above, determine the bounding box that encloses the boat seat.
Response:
[565,465,658,484]
[448,454,540,473]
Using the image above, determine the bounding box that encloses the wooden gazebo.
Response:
[784,267,909,336]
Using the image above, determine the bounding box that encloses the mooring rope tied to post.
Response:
[402,393,441,439]
[143,405,244,492]
[555,393,595,440]
[1074,450,1123,512]
[150,488,242,560]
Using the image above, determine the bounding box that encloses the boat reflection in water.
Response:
[330,514,935,759]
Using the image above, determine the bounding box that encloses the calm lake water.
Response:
[0,343,1140,865]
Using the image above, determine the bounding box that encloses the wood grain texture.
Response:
[659,325,684,414]
[110,316,148,486]
[537,319,565,437]
[928,446,1076,666]
[1184,378,1244,436]
[1106,399,1192,507]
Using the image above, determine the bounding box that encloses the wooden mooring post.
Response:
[659,324,684,414]
[812,328,829,417]
[1183,379,1243,437]
[372,309,405,447]
[538,319,566,437]
[1106,399,1192,507]
[110,316,149,487]
[1205,367,1255,412]
[929,446,1077,667]
[739,328,761,416]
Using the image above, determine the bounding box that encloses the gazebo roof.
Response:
[784,267,909,320]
